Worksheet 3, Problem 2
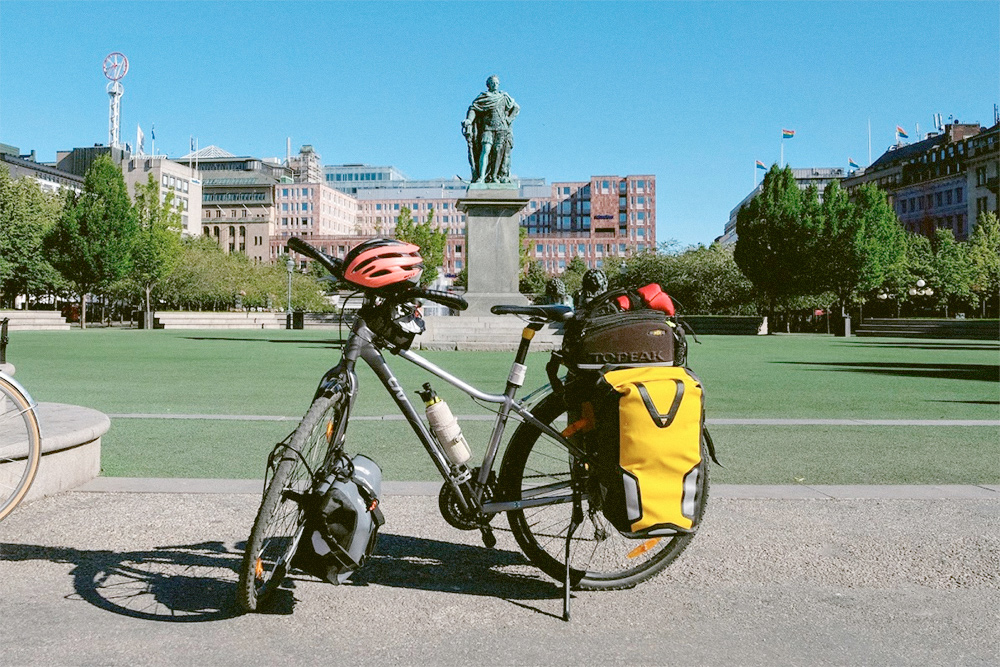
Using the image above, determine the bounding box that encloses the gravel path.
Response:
[1,491,997,666]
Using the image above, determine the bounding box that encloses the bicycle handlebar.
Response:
[287,237,468,312]
[398,288,469,312]
[287,237,344,279]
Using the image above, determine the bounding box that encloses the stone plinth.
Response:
[0,403,109,505]
[456,187,529,316]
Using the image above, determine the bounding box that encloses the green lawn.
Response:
[8,329,999,483]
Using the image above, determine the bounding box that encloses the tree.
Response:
[560,256,589,295]
[131,174,183,326]
[519,259,548,296]
[930,228,975,317]
[733,165,819,325]
[394,206,447,287]
[817,181,905,316]
[45,155,137,328]
[968,212,1000,317]
[615,243,756,315]
[0,167,64,306]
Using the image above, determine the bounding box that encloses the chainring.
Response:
[438,469,495,531]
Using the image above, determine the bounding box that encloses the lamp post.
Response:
[286,258,295,329]
[908,279,933,298]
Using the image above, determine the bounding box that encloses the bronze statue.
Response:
[573,269,609,309]
[462,75,519,184]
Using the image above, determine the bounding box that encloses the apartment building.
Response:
[526,176,657,273]
[842,120,997,240]
[321,168,655,277]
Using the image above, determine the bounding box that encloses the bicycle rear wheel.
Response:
[0,375,42,522]
[237,390,347,612]
[499,392,709,590]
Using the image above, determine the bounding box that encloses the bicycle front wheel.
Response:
[0,375,42,522]
[499,392,709,590]
[237,390,347,612]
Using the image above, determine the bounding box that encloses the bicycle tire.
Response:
[237,390,347,612]
[498,392,709,590]
[0,376,42,522]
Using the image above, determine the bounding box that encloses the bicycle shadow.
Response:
[353,533,559,599]
[0,534,563,622]
[0,540,266,622]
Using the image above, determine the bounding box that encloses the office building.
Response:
[1,144,83,194]
[121,154,202,236]
[175,147,290,263]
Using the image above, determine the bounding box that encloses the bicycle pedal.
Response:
[480,526,497,549]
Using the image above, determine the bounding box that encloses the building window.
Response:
[956,188,963,203]
[536,244,543,253]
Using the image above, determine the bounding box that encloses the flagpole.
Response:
[780,139,784,169]
[867,118,871,166]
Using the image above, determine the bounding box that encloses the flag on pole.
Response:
[896,125,908,139]
[136,125,145,155]
[848,158,860,169]
[782,129,795,139]
[756,160,767,170]
[151,124,155,140]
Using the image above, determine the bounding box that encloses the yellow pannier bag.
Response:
[597,366,705,536]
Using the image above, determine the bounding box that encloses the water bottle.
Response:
[417,383,471,466]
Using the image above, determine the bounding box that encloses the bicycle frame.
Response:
[324,313,586,518]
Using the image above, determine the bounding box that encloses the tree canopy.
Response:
[131,173,183,322]
[44,154,138,327]
[815,181,905,311]
[734,165,820,319]
[0,166,64,306]
[394,206,447,287]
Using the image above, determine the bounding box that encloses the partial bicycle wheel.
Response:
[499,392,709,590]
[237,389,348,612]
[0,375,42,522]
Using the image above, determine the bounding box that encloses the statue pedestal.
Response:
[456,187,529,316]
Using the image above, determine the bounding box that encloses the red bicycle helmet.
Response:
[343,238,423,290]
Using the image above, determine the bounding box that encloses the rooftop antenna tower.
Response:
[103,52,129,149]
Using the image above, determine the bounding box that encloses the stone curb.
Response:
[72,477,1000,499]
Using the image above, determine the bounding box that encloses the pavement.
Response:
[1,481,998,666]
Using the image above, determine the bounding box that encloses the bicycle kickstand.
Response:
[563,479,584,622]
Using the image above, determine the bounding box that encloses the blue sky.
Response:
[1,1,997,247]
